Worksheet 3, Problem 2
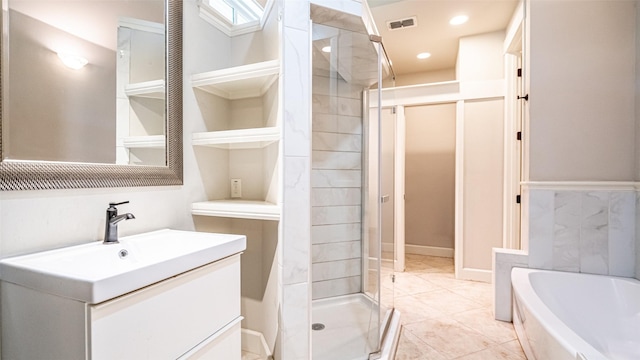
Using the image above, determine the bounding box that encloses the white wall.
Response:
[456,31,505,278]
[462,99,504,271]
[0,188,192,257]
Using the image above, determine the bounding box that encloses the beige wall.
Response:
[405,104,456,250]
[456,31,505,81]
[636,1,640,282]
[7,10,116,163]
[527,0,636,181]
[395,69,456,87]
[637,1,640,182]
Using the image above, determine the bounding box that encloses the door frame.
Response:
[503,1,525,251]
[372,78,509,280]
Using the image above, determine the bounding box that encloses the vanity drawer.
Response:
[89,254,241,360]
[179,316,242,359]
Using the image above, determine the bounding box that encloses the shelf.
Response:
[191,60,279,100]
[122,135,165,149]
[192,127,279,149]
[192,200,280,221]
[125,80,165,99]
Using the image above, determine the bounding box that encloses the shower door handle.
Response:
[381,195,390,203]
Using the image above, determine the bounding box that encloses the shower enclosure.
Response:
[310,7,398,359]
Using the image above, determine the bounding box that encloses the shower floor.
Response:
[312,294,386,360]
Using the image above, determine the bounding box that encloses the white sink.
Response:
[0,229,246,304]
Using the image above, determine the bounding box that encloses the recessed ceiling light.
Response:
[450,15,469,25]
[322,46,331,53]
[417,52,431,60]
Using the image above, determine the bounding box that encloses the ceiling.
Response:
[368,0,519,75]
[9,0,164,51]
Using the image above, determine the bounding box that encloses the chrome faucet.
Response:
[104,201,135,244]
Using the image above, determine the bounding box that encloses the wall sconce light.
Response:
[57,52,88,70]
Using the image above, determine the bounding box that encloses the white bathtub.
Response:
[511,268,640,360]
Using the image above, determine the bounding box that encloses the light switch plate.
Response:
[231,179,242,198]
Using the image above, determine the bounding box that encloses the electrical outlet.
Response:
[231,179,242,198]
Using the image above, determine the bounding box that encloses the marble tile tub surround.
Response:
[493,185,639,322]
[527,188,636,277]
[492,249,528,322]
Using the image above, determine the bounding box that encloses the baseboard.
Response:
[242,328,272,359]
[457,267,492,283]
[406,244,454,258]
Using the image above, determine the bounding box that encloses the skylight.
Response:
[206,0,264,25]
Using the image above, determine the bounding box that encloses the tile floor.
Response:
[242,351,262,360]
[392,254,526,360]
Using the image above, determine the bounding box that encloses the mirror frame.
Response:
[0,0,182,191]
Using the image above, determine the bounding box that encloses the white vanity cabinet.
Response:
[2,253,242,359]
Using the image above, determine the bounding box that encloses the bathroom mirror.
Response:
[0,0,182,190]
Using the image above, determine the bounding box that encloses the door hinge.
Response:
[516,195,521,204]
[391,274,396,283]
[517,68,522,77]
[392,106,397,114]
[517,131,522,141]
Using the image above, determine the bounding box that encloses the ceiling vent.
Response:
[386,16,417,31]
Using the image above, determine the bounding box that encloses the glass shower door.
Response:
[310,19,389,360]
[379,105,396,325]
[363,39,396,357]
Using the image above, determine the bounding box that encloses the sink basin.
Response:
[0,229,246,304]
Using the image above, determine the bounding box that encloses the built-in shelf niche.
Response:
[191,60,279,100]
[122,135,165,149]
[116,17,165,166]
[192,127,279,149]
[125,79,165,99]
[191,59,281,221]
[192,200,279,221]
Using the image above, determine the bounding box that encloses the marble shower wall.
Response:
[311,73,364,300]
[280,1,312,358]
[527,189,636,277]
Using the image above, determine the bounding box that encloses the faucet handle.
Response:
[109,201,130,207]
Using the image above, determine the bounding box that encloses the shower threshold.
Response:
[312,294,401,360]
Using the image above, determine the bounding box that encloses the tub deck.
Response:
[512,268,640,360]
